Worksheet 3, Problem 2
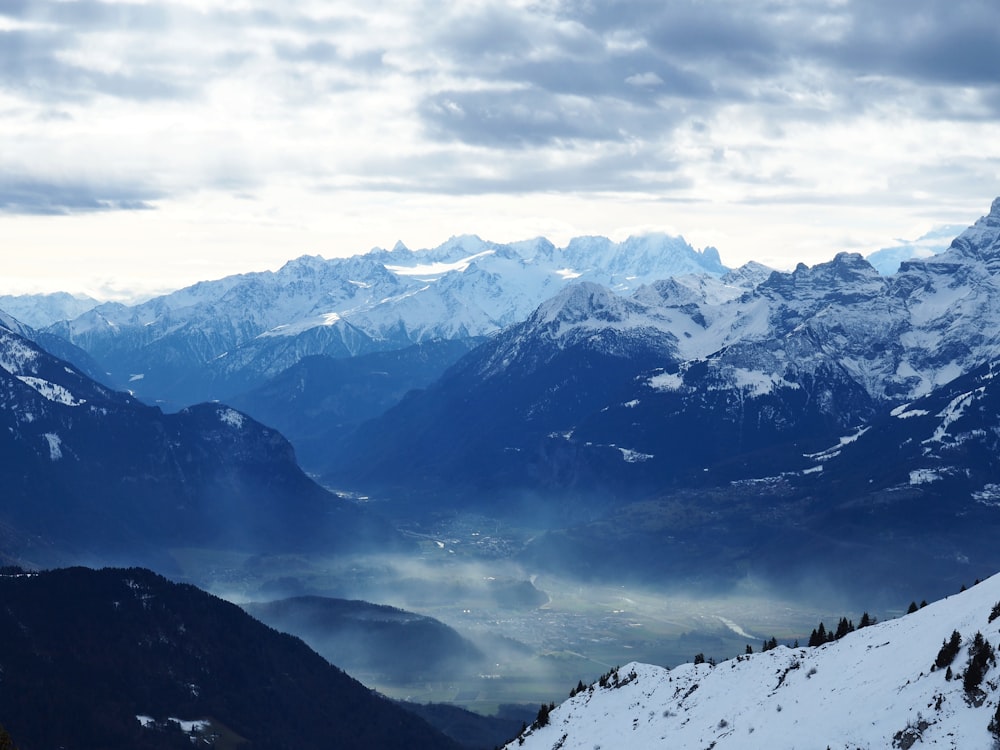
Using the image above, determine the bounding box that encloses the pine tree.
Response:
[935,630,962,669]
[534,703,551,728]
[835,617,854,640]
[859,612,872,628]
[907,601,919,614]
[809,622,828,647]
[963,631,995,696]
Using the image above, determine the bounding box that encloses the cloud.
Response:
[625,72,664,87]
[0,0,996,276]
[0,177,157,215]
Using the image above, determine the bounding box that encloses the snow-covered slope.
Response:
[508,574,1000,750]
[45,233,728,405]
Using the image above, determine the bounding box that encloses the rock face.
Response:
[0,317,400,569]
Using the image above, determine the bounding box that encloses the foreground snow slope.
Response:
[508,573,1000,749]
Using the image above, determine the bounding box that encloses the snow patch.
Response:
[804,426,870,461]
[647,371,684,391]
[43,432,62,460]
[218,408,245,429]
[972,484,1000,507]
[924,388,982,444]
[17,376,86,406]
[128,373,145,382]
[717,368,801,397]
[617,447,654,463]
[0,336,39,374]
[385,250,495,277]
[894,408,929,419]
[909,469,941,485]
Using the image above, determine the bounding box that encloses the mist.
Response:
[173,526,891,712]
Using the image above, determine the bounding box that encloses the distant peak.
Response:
[392,240,409,252]
[701,246,722,266]
[991,196,1000,218]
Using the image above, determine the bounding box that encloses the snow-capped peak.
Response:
[946,197,1000,266]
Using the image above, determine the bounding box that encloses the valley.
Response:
[166,511,878,713]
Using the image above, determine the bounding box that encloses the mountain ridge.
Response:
[41,232,731,407]
[506,572,1000,749]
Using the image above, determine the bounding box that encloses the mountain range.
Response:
[326,200,1000,499]
[41,233,726,408]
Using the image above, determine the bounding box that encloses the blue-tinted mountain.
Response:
[227,338,482,471]
[244,596,485,683]
[0,566,460,750]
[0,318,401,569]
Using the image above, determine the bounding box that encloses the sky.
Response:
[1,0,998,300]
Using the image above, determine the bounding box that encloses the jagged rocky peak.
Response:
[721,260,775,288]
[277,254,330,278]
[758,251,883,302]
[532,281,627,326]
[948,197,1000,263]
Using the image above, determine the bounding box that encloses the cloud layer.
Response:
[1,0,998,293]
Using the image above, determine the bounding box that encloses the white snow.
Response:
[972,484,1000,507]
[804,426,871,461]
[16,376,86,406]
[43,432,62,460]
[924,388,983,444]
[617,447,654,463]
[508,572,1000,750]
[909,468,942,485]
[722,367,801,396]
[648,371,685,391]
[128,373,145,382]
[0,335,40,374]
[385,250,496,277]
[218,408,245,429]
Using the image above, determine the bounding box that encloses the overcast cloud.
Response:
[1,0,998,297]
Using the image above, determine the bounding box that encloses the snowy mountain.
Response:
[327,199,1000,504]
[42,233,728,407]
[0,316,400,568]
[507,572,1000,750]
[0,291,99,328]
